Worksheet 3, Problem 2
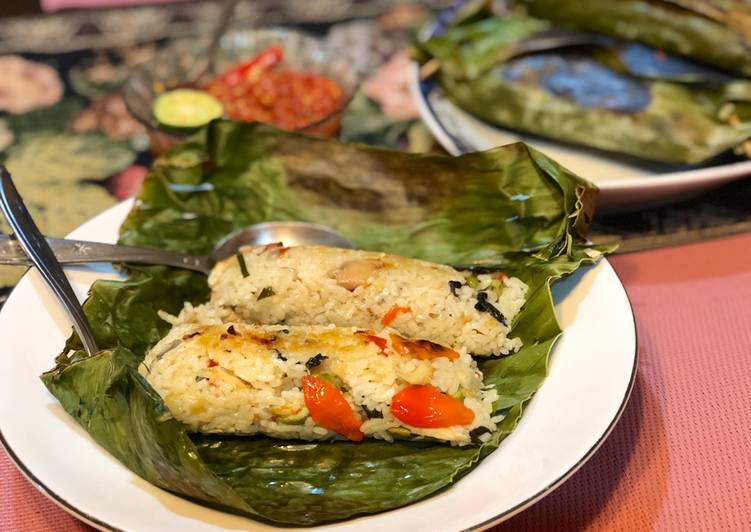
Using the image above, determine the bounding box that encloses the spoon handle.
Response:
[0,234,210,274]
[205,0,239,71]
[190,0,239,82]
[0,166,99,355]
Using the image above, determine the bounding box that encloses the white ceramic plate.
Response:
[411,66,751,213]
[0,200,636,531]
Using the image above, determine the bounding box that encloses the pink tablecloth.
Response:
[2,234,751,531]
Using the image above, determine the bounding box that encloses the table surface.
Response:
[1,2,750,530]
[2,233,750,531]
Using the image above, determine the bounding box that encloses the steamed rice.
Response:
[140,322,499,445]
[207,244,528,356]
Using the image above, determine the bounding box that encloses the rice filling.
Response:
[140,323,499,446]
[207,244,528,356]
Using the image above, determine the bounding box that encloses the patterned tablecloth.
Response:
[0,0,449,305]
[0,1,750,530]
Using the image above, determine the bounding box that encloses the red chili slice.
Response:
[218,45,284,86]
[366,334,388,355]
[389,334,459,361]
[381,305,412,326]
[262,242,286,253]
[302,375,364,442]
[390,385,474,428]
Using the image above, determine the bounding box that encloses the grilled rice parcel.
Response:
[140,322,501,445]
[143,244,529,446]
[208,244,528,357]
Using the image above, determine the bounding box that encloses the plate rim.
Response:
[466,265,638,530]
[0,202,137,532]
[0,200,638,531]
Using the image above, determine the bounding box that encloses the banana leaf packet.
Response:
[417,4,751,164]
[41,121,612,525]
[521,0,751,78]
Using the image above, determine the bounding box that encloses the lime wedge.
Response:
[152,89,223,130]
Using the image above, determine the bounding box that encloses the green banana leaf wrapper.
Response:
[419,8,751,164]
[521,0,751,78]
[40,121,611,525]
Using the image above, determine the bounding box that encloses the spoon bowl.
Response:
[212,222,354,262]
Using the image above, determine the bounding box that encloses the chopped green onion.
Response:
[318,372,344,388]
[386,427,411,438]
[305,353,327,369]
[236,252,249,278]
[278,406,309,424]
[257,286,275,300]
[362,406,383,419]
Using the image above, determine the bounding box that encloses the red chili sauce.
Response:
[203,45,344,131]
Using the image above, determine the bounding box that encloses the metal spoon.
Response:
[0,167,99,355]
[186,0,240,84]
[0,221,354,275]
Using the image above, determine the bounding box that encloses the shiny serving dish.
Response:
[123,28,358,153]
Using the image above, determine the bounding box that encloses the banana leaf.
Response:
[419,13,552,80]
[40,121,611,525]
[420,8,751,164]
[521,0,751,78]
